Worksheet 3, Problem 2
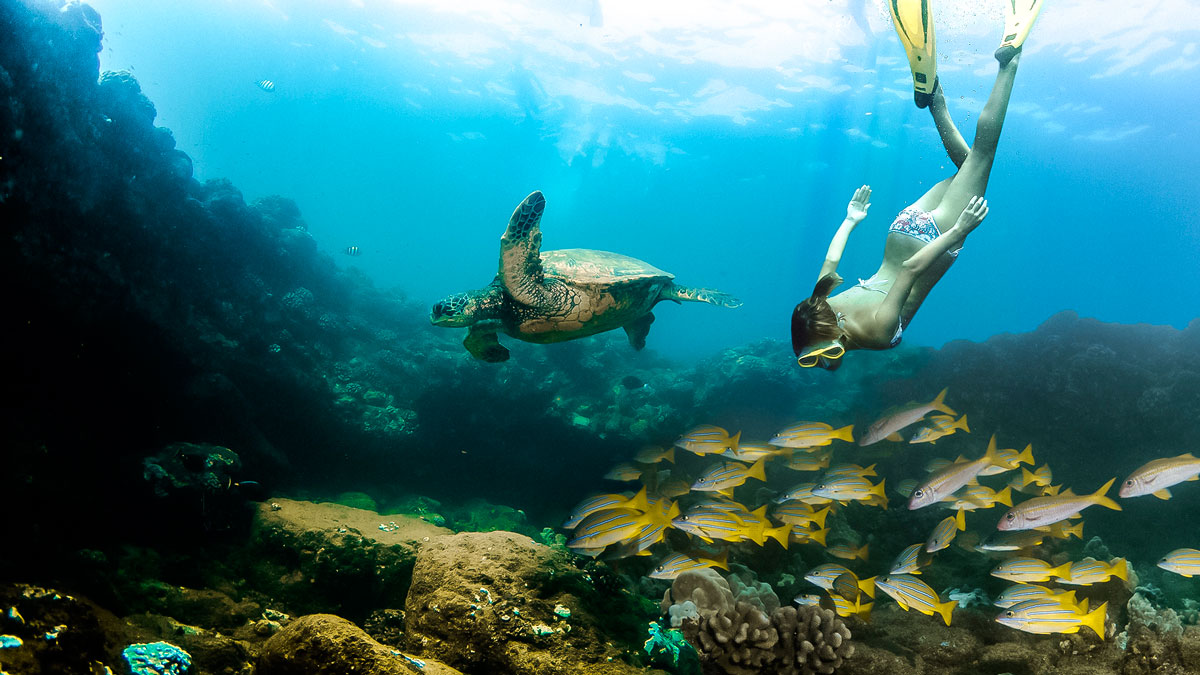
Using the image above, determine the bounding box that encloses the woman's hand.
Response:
[953,196,988,235]
[846,185,871,222]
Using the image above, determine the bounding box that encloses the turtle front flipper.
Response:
[661,284,743,308]
[464,325,510,362]
[624,312,656,351]
[499,191,562,308]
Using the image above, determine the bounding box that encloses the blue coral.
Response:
[643,620,692,666]
[122,641,192,675]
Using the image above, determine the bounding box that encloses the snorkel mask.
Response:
[797,340,845,369]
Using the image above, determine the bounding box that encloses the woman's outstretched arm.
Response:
[870,196,988,333]
[817,185,872,280]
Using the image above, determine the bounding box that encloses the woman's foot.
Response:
[996,0,1045,64]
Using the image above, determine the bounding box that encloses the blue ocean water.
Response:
[87,0,1200,361]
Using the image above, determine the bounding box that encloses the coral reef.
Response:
[259,614,461,675]
[663,568,853,674]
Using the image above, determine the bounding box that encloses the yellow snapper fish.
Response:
[1158,549,1200,577]
[946,485,1013,511]
[830,595,874,621]
[804,564,876,598]
[908,414,969,445]
[827,542,870,561]
[671,506,746,543]
[790,525,830,547]
[994,584,1086,610]
[648,550,729,580]
[1057,558,1129,586]
[692,458,768,496]
[859,388,955,446]
[776,482,835,505]
[813,475,887,506]
[772,502,832,529]
[978,440,1035,476]
[832,571,861,603]
[990,557,1071,583]
[675,425,741,456]
[894,478,918,498]
[925,457,954,474]
[1009,464,1053,494]
[975,529,1047,553]
[873,574,956,625]
[563,487,652,528]
[1119,453,1200,500]
[1043,520,1084,540]
[823,463,878,479]
[784,449,833,473]
[793,593,823,607]
[566,508,653,550]
[924,509,966,553]
[604,462,643,482]
[656,476,693,498]
[769,422,854,448]
[721,442,791,463]
[889,543,933,575]
[634,445,675,464]
[996,599,1108,639]
[735,506,792,548]
[908,438,1005,510]
[996,478,1121,531]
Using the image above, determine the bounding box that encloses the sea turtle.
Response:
[430,191,742,362]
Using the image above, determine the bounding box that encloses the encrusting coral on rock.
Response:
[663,568,853,675]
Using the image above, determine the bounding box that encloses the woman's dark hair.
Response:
[791,273,843,357]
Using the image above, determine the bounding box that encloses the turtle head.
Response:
[430,291,488,327]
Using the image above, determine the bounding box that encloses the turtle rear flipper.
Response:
[464,326,510,362]
[624,312,656,350]
[662,284,743,308]
[499,191,561,308]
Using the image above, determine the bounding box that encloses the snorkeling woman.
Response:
[791,0,1045,370]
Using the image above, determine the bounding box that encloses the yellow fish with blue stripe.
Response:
[889,543,933,575]
[566,508,653,550]
[675,425,740,456]
[772,502,831,529]
[1057,558,1128,586]
[692,458,768,496]
[804,564,876,598]
[990,557,1071,583]
[978,439,1035,476]
[996,598,1108,638]
[812,475,887,506]
[946,485,1013,511]
[784,449,833,473]
[648,551,729,580]
[924,509,966,553]
[720,442,791,463]
[562,487,651,528]
[908,414,969,445]
[1158,549,1200,577]
[873,574,955,625]
[770,421,854,448]
[671,506,746,544]
[994,584,1085,611]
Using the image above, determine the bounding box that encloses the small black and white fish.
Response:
[256,79,276,93]
[345,245,362,257]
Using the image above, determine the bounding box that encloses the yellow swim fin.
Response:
[996,0,1046,65]
[889,0,938,108]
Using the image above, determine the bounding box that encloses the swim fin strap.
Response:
[889,0,937,108]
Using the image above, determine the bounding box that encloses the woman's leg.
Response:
[910,84,970,212]
[929,53,1021,227]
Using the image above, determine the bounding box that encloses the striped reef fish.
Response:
[909,414,969,444]
[813,475,887,505]
[990,557,1071,583]
[692,458,768,495]
[994,584,1086,611]
[656,476,693,498]
[889,543,933,575]
[946,485,1013,511]
[824,463,878,479]
[720,441,790,463]
[671,506,746,543]
[859,388,955,446]
[603,462,643,482]
[1009,464,1053,493]
[975,529,1047,553]
[978,440,1035,476]
[770,422,854,448]
[689,496,748,513]
[925,458,954,474]
[1044,520,1083,540]
[773,502,831,529]
[648,550,729,580]
[566,508,653,550]
[735,506,791,548]
[776,482,834,505]
[804,564,876,598]
[831,594,873,620]
[1158,548,1200,577]
[256,79,276,92]
[1057,558,1129,586]
[894,478,918,498]
[562,487,652,528]
[996,478,1121,531]
[793,593,823,606]
[675,425,741,456]
[1119,453,1200,500]
[996,599,1108,638]
[1040,484,1064,496]
[791,525,830,546]
[784,450,833,473]
[873,574,956,625]
[635,445,675,464]
[909,437,1005,509]
[627,522,669,553]
[827,542,869,561]
[832,572,861,603]
[925,509,966,553]
[645,496,682,526]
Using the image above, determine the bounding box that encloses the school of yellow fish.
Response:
[561,387,1200,640]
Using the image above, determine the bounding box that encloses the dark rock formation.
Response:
[259,613,461,675]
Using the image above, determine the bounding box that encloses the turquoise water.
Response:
[86,0,1200,360]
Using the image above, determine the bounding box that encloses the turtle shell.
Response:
[540,249,673,286]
